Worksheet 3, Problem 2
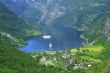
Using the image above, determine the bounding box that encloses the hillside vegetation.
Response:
[0,1,110,73]
[0,2,42,39]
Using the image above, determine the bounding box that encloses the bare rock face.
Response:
[103,17,110,39]
[22,0,67,25]
[1,0,110,31]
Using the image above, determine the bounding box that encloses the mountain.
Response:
[51,0,110,30]
[0,2,42,39]
[0,0,110,31]
[82,13,110,44]
[0,2,45,73]
[0,2,71,71]
[0,1,110,73]
[0,0,27,14]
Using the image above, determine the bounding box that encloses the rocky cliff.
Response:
[102,16,110,39]
[82,13,110,45]
[1,0,110,31]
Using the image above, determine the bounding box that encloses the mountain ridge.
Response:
[1,0,110,31]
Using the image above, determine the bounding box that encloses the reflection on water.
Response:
[18,25,84,52]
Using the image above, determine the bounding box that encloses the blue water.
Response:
[18,25,84,52]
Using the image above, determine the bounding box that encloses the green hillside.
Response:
[51,0,110,30]
[0,2,42,39]
[0,2,44,73]
[82,12,110,44]
[0,1,110,73]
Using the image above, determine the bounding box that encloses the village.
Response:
[30,45,103,72]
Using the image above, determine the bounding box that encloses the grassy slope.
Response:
[0,2,45,73]
[81,13,110,73]
[0,33,61,73]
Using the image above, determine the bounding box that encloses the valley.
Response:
[18,25,84,52]
[0,0,110,73]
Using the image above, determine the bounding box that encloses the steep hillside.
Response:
[0,2,42,39]
[52,0,110,30]
[0,2,48,73]
[82,13,110,44]
[1,0,110,31]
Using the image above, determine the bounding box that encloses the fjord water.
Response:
[18,25,84,52]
